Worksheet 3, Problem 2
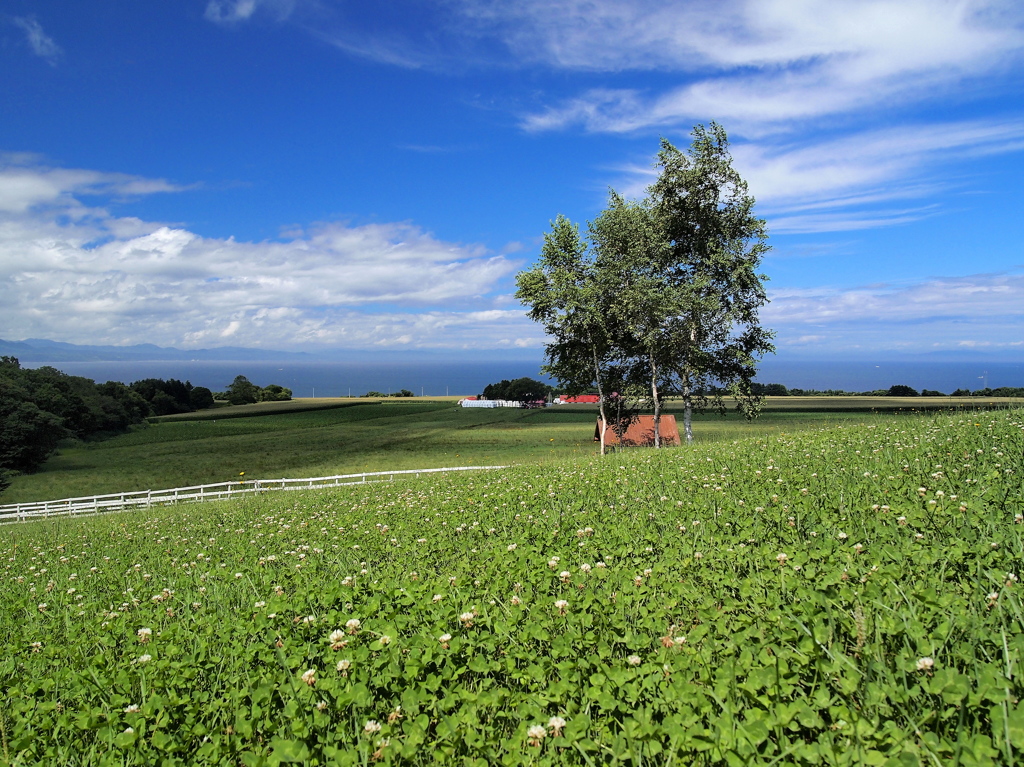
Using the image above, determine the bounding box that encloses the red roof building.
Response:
[594,415,681,446]
[557,394,600,404]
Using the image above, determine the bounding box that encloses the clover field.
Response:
[2,408,1023,766]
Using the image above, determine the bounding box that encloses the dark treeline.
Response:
[750,383,1024,397]
[481,377,553,403]
[0,357,230,493]
[131,378,215,415]
[548,380,1022,399]
[1,357,146,491]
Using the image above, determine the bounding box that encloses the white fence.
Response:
[0,465,507,524]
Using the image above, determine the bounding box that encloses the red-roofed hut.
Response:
[594,415,681,447]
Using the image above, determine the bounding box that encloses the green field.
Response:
[4,396,1016,505]
[2,407,1023,765]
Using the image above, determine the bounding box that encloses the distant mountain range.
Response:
[0,338,316,363]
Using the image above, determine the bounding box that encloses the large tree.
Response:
[515,216,618,454]
[517,123,774,447]
[644,123,775,442]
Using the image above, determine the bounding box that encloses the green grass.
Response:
[5,396,1019,504]
[2,408,1022,764]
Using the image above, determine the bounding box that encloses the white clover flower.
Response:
[137,654,152,664]
[316,701,328,711]
[776,553,788,564]
[439,633,452,644]
[124,704,141,713]
[548,716,567,736]
[511,595,522,606]
[346,618,361,634]
[137,628,152,643]
[526,724,547,746]
[364,720,382,735]
[507,544,517,551]
[432,594,443,603]
[627,654,642,666]
[329,629,347,649]
[554,599,568,615]
[916,657,935,671]
[379,635,392,645]
[459,611,476,626]
[336,659,351,672]
[559,570,571,583]
[301,669,316,687]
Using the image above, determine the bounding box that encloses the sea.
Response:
[23,358,1024,398]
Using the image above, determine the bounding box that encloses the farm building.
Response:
[594,415,681,446]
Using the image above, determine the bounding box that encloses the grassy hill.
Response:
[2,406,1022,764]
[3,396,1007,504]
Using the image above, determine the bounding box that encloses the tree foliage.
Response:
[887,385,919,397]
[516,123,774,447]
[481,377,552,404]
[0,357,152,488]
[259,384,293,402]
[226,375,261,405]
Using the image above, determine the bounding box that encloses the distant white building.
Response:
[459,399,522,408]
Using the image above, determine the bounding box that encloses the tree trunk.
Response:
[593,345,607,456]
[682,372,694,444]
[650,351,661,448]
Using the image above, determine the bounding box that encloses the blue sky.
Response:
[2,0,1023,360]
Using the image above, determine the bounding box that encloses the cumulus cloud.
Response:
[0,159,526,351]
[5,157,1021,356]
[12,17,61,65]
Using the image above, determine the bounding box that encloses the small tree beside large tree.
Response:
[516,123,774,446]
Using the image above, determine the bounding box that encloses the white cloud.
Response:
[763,271,1024,353]
[204,0,296,24]
[0,157,187,214]
[0,160,527,351]
[477,1,1024,233]
[608,118,1024,233]
[12,17,61,65]
[510,0,1024,132]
